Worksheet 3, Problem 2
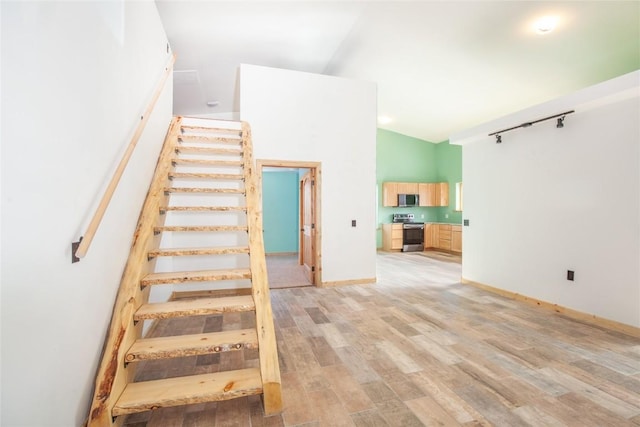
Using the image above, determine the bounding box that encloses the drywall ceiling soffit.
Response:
[156,1,640,143]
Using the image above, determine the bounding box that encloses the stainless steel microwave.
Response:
[398,193,419,207]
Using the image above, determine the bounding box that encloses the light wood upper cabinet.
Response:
[418,183,436,207]
[435,182,449,207]
[382,181,449,207]
[396,182,419,194]
[382,182,399,207]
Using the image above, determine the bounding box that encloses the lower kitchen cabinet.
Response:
[382,223,403,251]
[437,224,452,250]
[423,223,434,248]
[423,223,461,254]
[451,225,462,252]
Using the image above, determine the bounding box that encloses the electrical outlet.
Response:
[567,270,575,281]
[351,220,356,227]
[464,219,469,226]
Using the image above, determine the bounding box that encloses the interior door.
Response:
[299,170,315,284]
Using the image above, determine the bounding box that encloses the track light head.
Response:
[556,116,565,128]
[496,134,502,144]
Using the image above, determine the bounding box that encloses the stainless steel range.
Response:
[392,213,425,252]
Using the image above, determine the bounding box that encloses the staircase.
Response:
[87,117,281,425]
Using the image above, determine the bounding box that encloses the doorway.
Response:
[257,160,321,288]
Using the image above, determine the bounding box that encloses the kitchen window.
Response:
[455,182,463,211]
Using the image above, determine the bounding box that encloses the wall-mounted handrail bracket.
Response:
[71,237,83,263]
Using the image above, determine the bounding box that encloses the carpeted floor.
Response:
[266,253,312,289]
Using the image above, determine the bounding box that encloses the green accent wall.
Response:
[262,170,299,253]
[376,129,462,248]
[435,141,463,224]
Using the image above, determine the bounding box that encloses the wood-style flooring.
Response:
[123,251,640,426]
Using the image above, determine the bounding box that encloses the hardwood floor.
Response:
[124,251,640,426]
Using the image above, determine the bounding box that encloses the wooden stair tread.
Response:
[176,146,242,155]
[141,268,251,285]
[148,246,250,257]
[113,368,262,416]
[154,225,248,233]
[169,172,244,181]
[165,187,245,194]
[134,295,256,320]
[125,329,258,362]
[172,158,243,167]
[160,206,247,212]
[178,135,241,145]
[181,125,242,135]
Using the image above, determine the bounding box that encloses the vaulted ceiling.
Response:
[156,1,639,143]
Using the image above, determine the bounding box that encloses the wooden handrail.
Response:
[242,122,283,414]
[72,53,176,262]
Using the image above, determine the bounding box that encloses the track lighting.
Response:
[489,110,574,143]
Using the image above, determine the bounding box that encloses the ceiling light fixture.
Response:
[206,100,219,107]
[534,16,558,34]
[378,116,392,125]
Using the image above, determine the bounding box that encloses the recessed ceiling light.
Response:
[378,116,392,125]
[206,100,220,107]
[533,16,558,34]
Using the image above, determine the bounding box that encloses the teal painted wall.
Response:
[262,171,299,253]
[376,129,462,248]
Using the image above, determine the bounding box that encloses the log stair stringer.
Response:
[86,117,282,426]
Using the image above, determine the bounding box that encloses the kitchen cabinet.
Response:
[382,181,449,207]
[437,224,452,250]
[435,182,449,206]
[422,223,462,253]
[396,182,419,194]
[451,225,462,252]
[382,182,399,207]
[382,223,403,251]
[418,183,436,207]
[423,223,434,249]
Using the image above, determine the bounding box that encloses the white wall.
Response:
[240,65,377,284]
[1,2,172,425]
[451,71,640,327]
